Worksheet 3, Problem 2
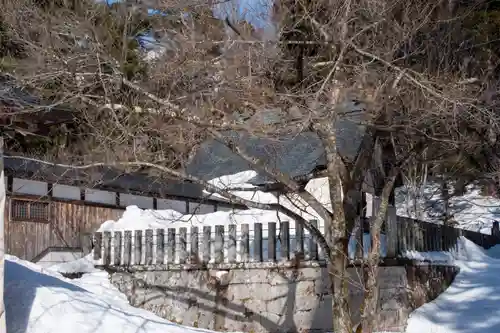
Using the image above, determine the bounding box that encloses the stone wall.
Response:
[109,262,458,332]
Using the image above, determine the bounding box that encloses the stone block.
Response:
[242,298,267,313]
[296,280,316,297]
[226,283,257,302]
[196,311,215,330]
[265,296,288,315]
[307,302,333,331]
[293,309,317,330]
[379,287,410,311]
[379,267,407,288]
[258,312,283,331]
[314,278,331,296]
[109,263,456,333]
[261,283,293,301]
[230,269,270,284]
[377,309,405,332]
[297,267,323,281]
[294,295,319,312]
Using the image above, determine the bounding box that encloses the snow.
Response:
[96,171,384,259]
[48,254,98,274]
[5,254,233,333]
[396,183,500,234]
[27,171,500,333]
[9,237,500,333]
[405,237,500,333]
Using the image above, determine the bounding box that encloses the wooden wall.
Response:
[5,196,124,261]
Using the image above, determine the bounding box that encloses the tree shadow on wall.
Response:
[109,262,333,333]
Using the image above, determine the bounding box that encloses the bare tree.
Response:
[2,0,500,332]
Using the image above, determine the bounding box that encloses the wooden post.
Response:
[436,224,442,251]
[385,206,397,258]
[190,227,199,263]
[103,231,112,266]
[156,229,165,264]
[254,223,263,262]
[215,225,224,263]
[228,225,237,263]
[309,220,319,260]
[145,229,154,265]
[268,222,277,261]
[408,220,416,251]
[295,222,304,259]
[179,227,187,264]
[134,230,142,265]
[280,222,290,260]
[113,231,122,266]
[0,137,5,332]
[167,228,176,264]
[492,221,500,238]
[354,216,363,260]
[203,226,211,264]
[241,224,250,262]
[123,231,132,265]
[93,232,102,262]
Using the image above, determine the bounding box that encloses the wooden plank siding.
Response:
[5,196,124,261]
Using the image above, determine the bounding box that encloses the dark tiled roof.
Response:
[0,76,76,126]
[4,156,205,200]
[186,101,367,184]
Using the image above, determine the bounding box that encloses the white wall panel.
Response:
[12,178,48,196]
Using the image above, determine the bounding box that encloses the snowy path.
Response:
[406,238,500,333]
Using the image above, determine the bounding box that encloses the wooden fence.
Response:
[93,221,326,266]
[93,218,500,267]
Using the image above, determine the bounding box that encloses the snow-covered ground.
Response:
[8,237,500,333]
[5,255,230,333]
[396,183,500,234]
[9,171,500,333]
[405,237,500,333]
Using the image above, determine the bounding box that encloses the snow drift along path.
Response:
[4,255,231,333]
[406,237,500,333]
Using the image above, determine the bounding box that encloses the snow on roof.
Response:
[97,171,332,232]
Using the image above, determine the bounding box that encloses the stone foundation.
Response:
[109,262,458,332]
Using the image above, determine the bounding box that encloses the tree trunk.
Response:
[316,118,353,333]
[441,179,451,225]
[361,172,397,333]
[0,137,6,333]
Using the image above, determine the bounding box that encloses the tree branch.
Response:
[7,155,331,255]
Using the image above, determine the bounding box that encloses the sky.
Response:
[100,0,271,28]
[99,0,273,49]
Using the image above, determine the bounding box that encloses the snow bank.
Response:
[396,183,500,234]
[402,236,491,265]
[405,237,500,333]
[5,255,231,333]
[48,254,98,274]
